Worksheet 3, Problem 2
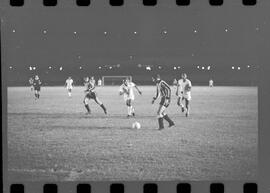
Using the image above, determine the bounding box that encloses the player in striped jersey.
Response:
[152,75,175,130]
[83,77,107,115]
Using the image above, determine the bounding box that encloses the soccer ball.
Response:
[132,122,141,129]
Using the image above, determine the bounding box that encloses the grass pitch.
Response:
[7,86,257,181]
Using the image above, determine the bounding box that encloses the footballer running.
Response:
[209,79,214,87]
[83,77,107,115]
[33,75,42,100]
[29,77,34,91]
[65,76,74,97]
[119,77,142,117]
[152,74,175,130]
[176,73,192,117]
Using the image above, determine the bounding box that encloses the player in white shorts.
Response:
[209,79,214,87]
[29,77,34,91]
[119,78,142,117]
[65,77,74,97]
[176,73,192,117]
[97,78,102,86]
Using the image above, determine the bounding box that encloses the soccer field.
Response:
[7,86,257,181]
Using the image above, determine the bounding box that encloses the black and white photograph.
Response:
[3,1,262,182]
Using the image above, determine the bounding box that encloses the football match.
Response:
[7,80,257,181]
[4,3,260,181]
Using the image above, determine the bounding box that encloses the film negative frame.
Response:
[1,0,270,192]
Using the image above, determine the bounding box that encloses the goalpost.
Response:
[102,76,132,86]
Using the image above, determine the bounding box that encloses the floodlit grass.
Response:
[7,86,257,181]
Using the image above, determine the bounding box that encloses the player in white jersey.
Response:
[173,78,178,87]
[29,77,34,91]
[65,77,74,97]
[119,78,142,117]
[209,79,214,87]
[90,76,96,86]
[97,78,102,86]
[176,73,192,117]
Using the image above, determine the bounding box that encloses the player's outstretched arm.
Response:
[185,81,192,91]
[119,85,123,95]
[135,85,142,95]
[152,85,159,104]
[88,85,95,92]
[151,97,156,104]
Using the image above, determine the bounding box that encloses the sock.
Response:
[177,97,181,106]
[68,92,71,97]
[100,104,107,114]
[131,106,135,114]
[127,106,131,115]
[186,103,189,114]
[163,114,174,126]
[158,117,164,129]
[85,104,90,113]
[37,94,40,98]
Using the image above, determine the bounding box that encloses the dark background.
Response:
[1,1,266,86]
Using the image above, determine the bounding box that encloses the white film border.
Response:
[2,0,269,193]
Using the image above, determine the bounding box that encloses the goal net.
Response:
[102,76,132,86]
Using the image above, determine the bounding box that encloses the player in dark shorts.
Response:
[33,75,42,99]
[83,77,107,115]
[152,74,175,130]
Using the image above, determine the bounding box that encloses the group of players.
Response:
[29,73,192,130]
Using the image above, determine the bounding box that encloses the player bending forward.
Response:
[119,78,142,117]
[176,73,192,117]
[65,76,74,97]
[152,75,175,130]
[33,75,42,100]
[83,77,107,115]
